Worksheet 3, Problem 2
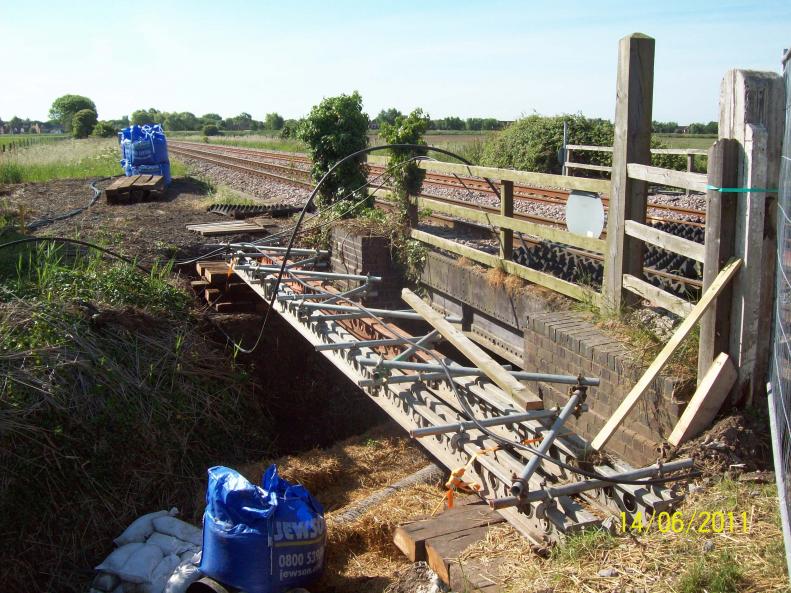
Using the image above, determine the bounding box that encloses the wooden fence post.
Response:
[602,33,655,313]
[698,139,739,381]
[719,69,784,403]
[500,180,514,259]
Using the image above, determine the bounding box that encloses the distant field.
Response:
[0,134,68,149]
[655,134,716,150]
[176,134,306,153]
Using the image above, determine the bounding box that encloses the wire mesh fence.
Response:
[769,46,791,579]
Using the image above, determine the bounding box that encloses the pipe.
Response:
[409,410,561,437]
[391,329,440,362]
[315,335,434,351]
[489,458,694,509]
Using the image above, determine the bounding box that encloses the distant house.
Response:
[674,126,690,134]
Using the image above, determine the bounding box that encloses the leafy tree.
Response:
[375,108,403,127]
[9,116,22,133]
[480,118,500,131]
[280,119,300,139]
[264,112,285,130]
[49,95,96,135]
[466,117,484,131]
[91,121,117,138]
[652,120,679,134]
[379,108,429,225]
[71,109,98,138]
[130,108,163,126]
[297,91,369,206]
[202,124,220,136]
[433,116,465,130]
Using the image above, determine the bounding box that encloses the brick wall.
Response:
[330,225,402,309]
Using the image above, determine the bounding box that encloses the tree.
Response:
[9,116,22,133]
[91,121,117,138]
[202,124,220,136]
[375,108,403,127]
[131,108,163,126]
[72,109,98,138]
[49,95,96,135]
[264,112,285,130]
[297,91,369,206]
[280,119,300,139]
[200,113,222,126]
[379,108,429,225]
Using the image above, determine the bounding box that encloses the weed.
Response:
[677,551,743,593]
[0,161,24,184]
[550,528,615,562]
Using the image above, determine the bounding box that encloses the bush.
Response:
[202,124,220,136]
[297,91,369,207]
[49,94,96,135]
[71,109,98,138]
[91,121,116,138]
[379,108,429,224]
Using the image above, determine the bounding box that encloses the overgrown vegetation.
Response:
[0,237,272,592]
[297,91,369,207]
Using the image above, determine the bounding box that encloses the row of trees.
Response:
[373,109,501,131]
[653,120,718,134]
[129,109,286,132]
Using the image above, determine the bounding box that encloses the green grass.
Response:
[550,528,616,562]
[177,133,306,152]
[0,138,119,183]
[677,551,744,593]
[0,133,68,148]
[655,133,717,150]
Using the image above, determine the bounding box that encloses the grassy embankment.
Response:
[0,137,188,184]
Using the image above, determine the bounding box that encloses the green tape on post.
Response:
[706,185,779,193]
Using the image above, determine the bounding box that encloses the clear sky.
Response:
[1,0,789,125]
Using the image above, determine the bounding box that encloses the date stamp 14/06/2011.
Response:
[621,510,752,534]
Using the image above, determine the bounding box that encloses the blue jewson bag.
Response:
[200,465,326,593]
[119,124,169,166]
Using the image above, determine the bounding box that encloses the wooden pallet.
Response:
[105,175,166,204]
[193,261,262,313]
[394,501,505,592]
[186,220,271,236]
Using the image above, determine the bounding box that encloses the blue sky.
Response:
[1,0,789,124]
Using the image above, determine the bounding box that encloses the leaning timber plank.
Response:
[622,274,694,317]
[624,220,706,262]
[416,160,610,194]
[402,288,541,409]
[414,196,606,253]
[393,502,504,562]
[626,163,708,193]
[668,353,737,446]
[426,525,491,587]
[410,228,600,304]
[591,258,742,450]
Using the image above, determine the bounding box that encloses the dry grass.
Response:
[462,477,787,593]
[485,266,508,289]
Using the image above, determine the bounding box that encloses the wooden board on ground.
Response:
[186,219,272,236]
[105,175,166,204]
[667,352,737,446]
[393,501,504,562]
[426,525,500,592]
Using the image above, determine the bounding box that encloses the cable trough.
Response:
[201,242,694,545]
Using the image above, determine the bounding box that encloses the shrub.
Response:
[379,108,429,224]
[264,112,285,130]
[297,91,369,207]
[49,94,96,135]
[91,121,116,138]
[71,109,98,138]
[202,124,220,136]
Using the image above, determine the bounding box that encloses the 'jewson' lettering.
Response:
[273,518,326,542]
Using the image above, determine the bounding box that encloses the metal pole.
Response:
[490,458,694,509]
[392,330,440,362]
[297,303,462,323]
[561,120,568,176]
[510,389,582,498]
[244,268,382,282]
[315,335,433,352]
[409,410,562,438]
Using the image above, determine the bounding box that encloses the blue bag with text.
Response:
[119,124,169,166]
[200,465,326,593]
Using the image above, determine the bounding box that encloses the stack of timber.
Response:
[193,260,262,313]
[185,219,272,236]
[105,175,166,204]
[394,499,506,592]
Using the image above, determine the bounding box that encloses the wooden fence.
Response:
[564,144,708,178]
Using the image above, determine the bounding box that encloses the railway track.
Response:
[171,141,704,296]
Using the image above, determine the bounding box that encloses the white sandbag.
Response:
[117,543,164,584]
[93,571,120,591]
[95,543,145,575]
[114,510,170,546]
[141,554,181,593]
[146,532,195,556]
[163,561,202,593]
[152,517,202,547]
[178,550,200,565]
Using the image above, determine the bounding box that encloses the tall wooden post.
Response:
[719,70,785,403]
[499,180,514,260]
[603,33,655,312]
[698,139,739,381]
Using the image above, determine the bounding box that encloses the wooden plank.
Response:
[426,526,490,586]
[416,159,610,194]
[136,175,165,190]
[624,219,706,262]
[626,163,708,193]
[566,144,708,156]
[565,162,613,173]
[410,228,600,303]
[499,180,513,259]
[393,502,504,562]
[622,274,694,317]
[566,144,614,153]
[591,257,742,451]
[415,196,606,253]
[401,288,541,409]
[116,175,142,190]
[448,557,501,593]
[698,139,739,381]
[720,69,784,403]
[603,33,654,312]
[668,352,737,446]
